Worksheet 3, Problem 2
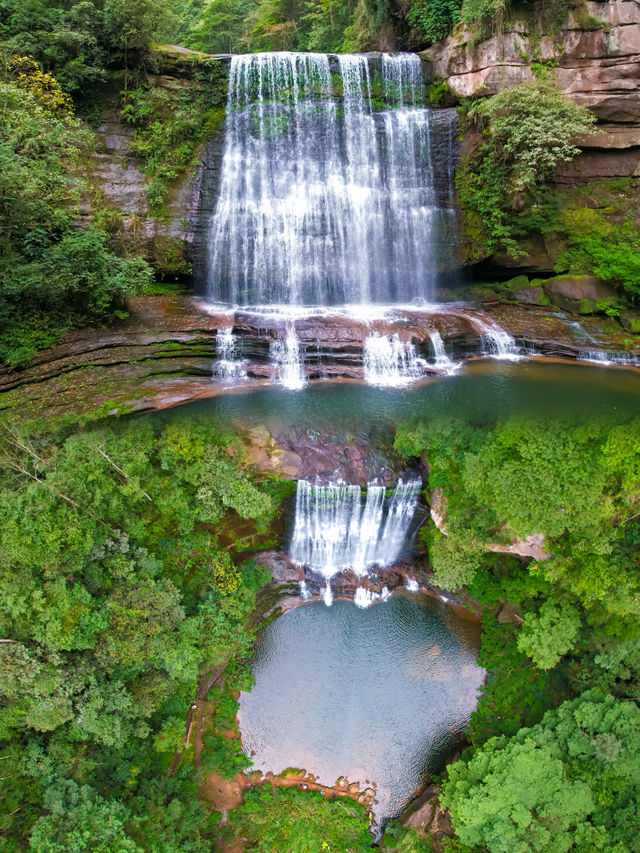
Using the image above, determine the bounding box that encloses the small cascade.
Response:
[578,350,640,367]
[354,587,378,608]
[405,578,419,592]
[288,478,422,579]
[323,582,333,607]
[471,316,521,361]
[299,580,311,600]
[270,322,306,389]
[428,329,459,373]
[363,334,426,387]
[215,327,247,380]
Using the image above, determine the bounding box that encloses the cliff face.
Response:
[90,18,639,281]
[418,0,640,275]
[421,0,640,188]
[87,51,231,280]
[421,0,640,123]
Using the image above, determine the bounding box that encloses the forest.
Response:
[2,0,640,850]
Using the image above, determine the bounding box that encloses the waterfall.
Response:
[206,52,457,306]
[214,327,247,380]
[363,334,426,386]
[428,329,459,373]
[288,478,422,578]
[270,321,305,389]
[469,316,521,361]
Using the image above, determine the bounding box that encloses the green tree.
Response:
[457,81,596,256]
[517,601,581,670]
[443,691,640,852]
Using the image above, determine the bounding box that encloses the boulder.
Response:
[620,310,640,333]
[542,275,618,314]
[503,274,530,291]
[513,285,548,305]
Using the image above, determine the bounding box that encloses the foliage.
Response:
[225,783,372,851]
[0,0,108,95]
[457,81,596,256]
[104,0,176,54]
[517,601,581,670]
[408,0,462,45]
[0,77,153,365]
[0,413,283,850]
[557,208,640,300]
[395,413,640,756]
[120,62,228,213]
[443,691,640,852]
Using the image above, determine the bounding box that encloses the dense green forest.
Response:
[2,0,640,850]
[2,412,639,851]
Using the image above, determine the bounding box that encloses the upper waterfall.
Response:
[206,52,458,307]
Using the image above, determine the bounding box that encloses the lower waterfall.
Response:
[288,478,422,588]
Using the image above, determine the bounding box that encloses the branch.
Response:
[97,448,152,502]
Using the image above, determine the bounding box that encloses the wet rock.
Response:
[255,551,305,584]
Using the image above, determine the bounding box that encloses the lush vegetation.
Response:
[395,413,640,851]
[0,413,289,851]
[0,63,153,365]
[223,784,372,850]
[120,61,228,215]
[456,80,596,259]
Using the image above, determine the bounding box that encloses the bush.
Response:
[457,81,596,256]
[0,77,153,364]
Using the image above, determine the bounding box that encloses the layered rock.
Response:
[421,0,640,124]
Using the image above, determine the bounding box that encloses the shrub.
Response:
[457,81,596,256]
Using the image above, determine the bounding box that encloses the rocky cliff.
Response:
[419,0,640,277]
[90,13,639,282]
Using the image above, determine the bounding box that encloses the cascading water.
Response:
[206,52,457,306]
[363,334,426,386]
[214,327,247,380]
[270,322,306,389]
[578,350,640,367]
[469,316,521,361]
[288,478,422,583]
[428,329,459,373]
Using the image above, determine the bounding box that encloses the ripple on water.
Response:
[238,596,484,827]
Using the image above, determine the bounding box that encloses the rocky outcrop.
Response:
[421,0,640,123]
[542,274,618,313]
[2,295,638,425]
[400,784,455,852]
[87,68,228,277]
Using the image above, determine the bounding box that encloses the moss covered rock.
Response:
[620,311,640,334]
[542,275,618,314]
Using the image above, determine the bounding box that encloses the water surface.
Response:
[238,596,484,826]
